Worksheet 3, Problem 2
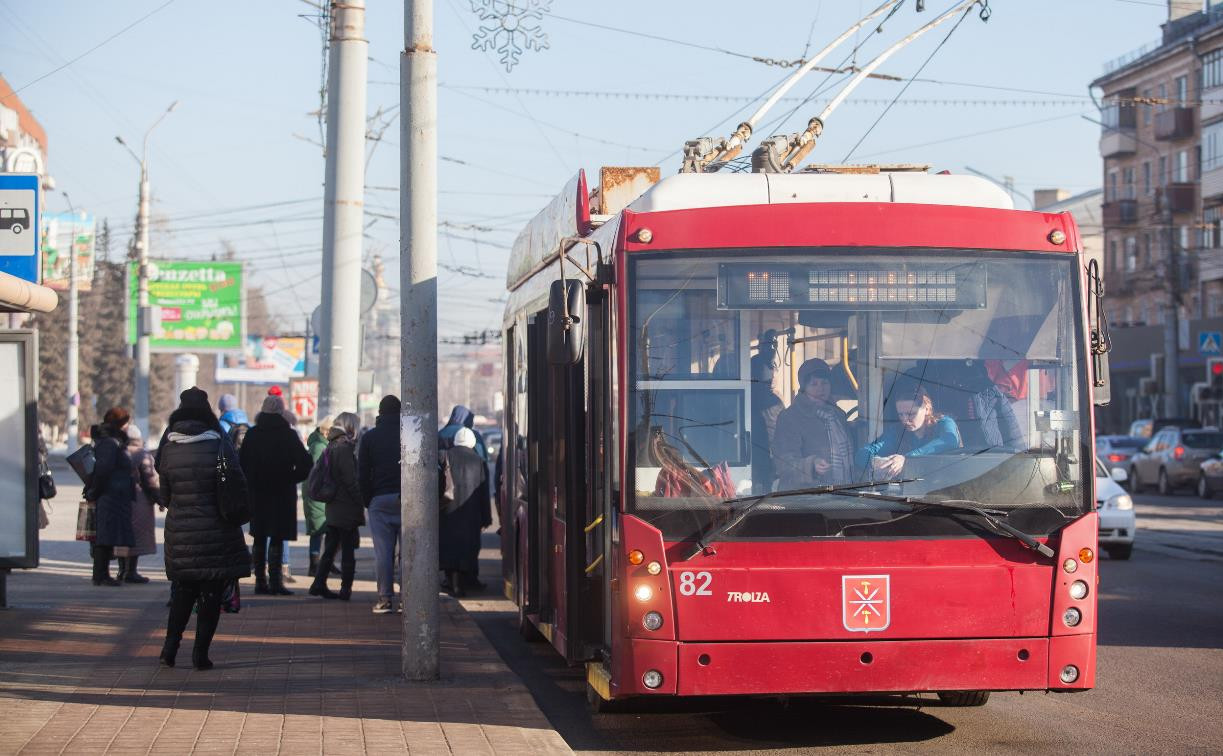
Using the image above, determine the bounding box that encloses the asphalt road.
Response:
[464,489,1223,754]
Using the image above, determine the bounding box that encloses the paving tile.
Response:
[0,487,572,756]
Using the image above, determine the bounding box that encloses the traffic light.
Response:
[1207,358,1223,400]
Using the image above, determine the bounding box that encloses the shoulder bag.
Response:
[215,446,251,526]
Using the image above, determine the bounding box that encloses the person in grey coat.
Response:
[157,387,252,670]
[115,424,161,583]
[85,407,136,586]
[308,412,364,601]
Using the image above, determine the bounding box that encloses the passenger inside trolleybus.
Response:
[630,249,1089,546]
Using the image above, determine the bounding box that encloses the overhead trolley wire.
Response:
[843,1,976,162]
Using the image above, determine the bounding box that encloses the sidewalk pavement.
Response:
[0,457,570,755]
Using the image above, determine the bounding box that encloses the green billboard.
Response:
[127,260,244,352]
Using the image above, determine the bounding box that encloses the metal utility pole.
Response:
[117,100,176,439]
[1164,223,1182,417]
[318,0,368,417]
[401,0,439,681]
[61,193,80,451]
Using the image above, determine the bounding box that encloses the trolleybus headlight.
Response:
[642,669,664,689]
[628,549,644,565]
[642,611,664,631]
[634,584,653,602]
[1048,229,1067,245]
[636,228,654,244]
[1069,580,1089,600]
[1062,607,1082,627]
[1062,558,1078,574]
[1060,665,1080,684]
[646,561,662,575]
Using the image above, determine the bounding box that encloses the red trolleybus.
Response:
[500,166,1110,709]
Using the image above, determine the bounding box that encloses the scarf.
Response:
[804,398,853,485]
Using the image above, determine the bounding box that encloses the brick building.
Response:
[1092,2,1223,327]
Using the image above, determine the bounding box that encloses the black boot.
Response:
[447,570,466,598]
[116,556,128,581]
[192,591,221,671]
[254,563,270,595]
[92,545,120,586]
[124,555,150,584]
[269,560,293,595]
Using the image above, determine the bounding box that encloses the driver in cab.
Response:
[857,376,962,480]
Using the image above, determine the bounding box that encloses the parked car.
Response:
[1096,435,1146,469]
[1198,450,1223,499]
[1096,458,1136,560]
[1129,427,1223,495]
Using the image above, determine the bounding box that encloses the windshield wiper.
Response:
[681,479,918,561]
[829,490,1056,558]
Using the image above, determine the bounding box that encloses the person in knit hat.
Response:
[156,386,251,669]
[238,393,313,595]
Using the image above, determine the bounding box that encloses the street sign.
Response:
[290,378,319,423]
[0,174,40,284]
[1200,331,1222,355]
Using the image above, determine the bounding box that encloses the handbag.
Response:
[39,472,57,500]
[215,447,251,526]
[75,500,96,542]
[220,578,241,614]
[66,444,95,487]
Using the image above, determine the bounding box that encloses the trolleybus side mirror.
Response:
[547,279,585,365]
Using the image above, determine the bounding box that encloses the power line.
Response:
[855,110,1091,159]
[438,84,1090,107]
[2,0,179,100]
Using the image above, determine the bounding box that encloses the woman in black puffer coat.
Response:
[155,387,251,670]
[240,395,312,596]
[85,407,136,586]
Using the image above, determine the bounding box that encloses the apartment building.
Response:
[1092,2,1223,326]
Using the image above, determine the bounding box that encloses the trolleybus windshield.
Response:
[628,249,1091,544]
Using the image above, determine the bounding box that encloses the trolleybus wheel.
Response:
[937,691,990,707]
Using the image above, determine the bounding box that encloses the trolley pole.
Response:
[400,0,440,680]
[318,0,368,417]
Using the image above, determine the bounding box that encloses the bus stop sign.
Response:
[0,174,40,284]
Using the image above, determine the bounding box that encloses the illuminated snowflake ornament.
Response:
[470,0,551,72]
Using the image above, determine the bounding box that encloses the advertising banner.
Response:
[215,335,306,384]
[127,260,244,352]
[41,212,95,291]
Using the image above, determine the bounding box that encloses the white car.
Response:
[1096,457,1136,560]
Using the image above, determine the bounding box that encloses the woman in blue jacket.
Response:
[857,377,961,480]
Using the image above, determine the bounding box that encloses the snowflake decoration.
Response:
[470,0,551,72]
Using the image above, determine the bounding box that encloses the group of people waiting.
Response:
[751,353,1024,493]
[82,387,493,669]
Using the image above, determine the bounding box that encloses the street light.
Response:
[60,190,81,451]
[115,100,177,439]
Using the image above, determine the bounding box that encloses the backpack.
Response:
[306,447,337,503]
[227,422,250,451]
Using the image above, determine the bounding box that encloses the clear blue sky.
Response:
[0,0,1165,338]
